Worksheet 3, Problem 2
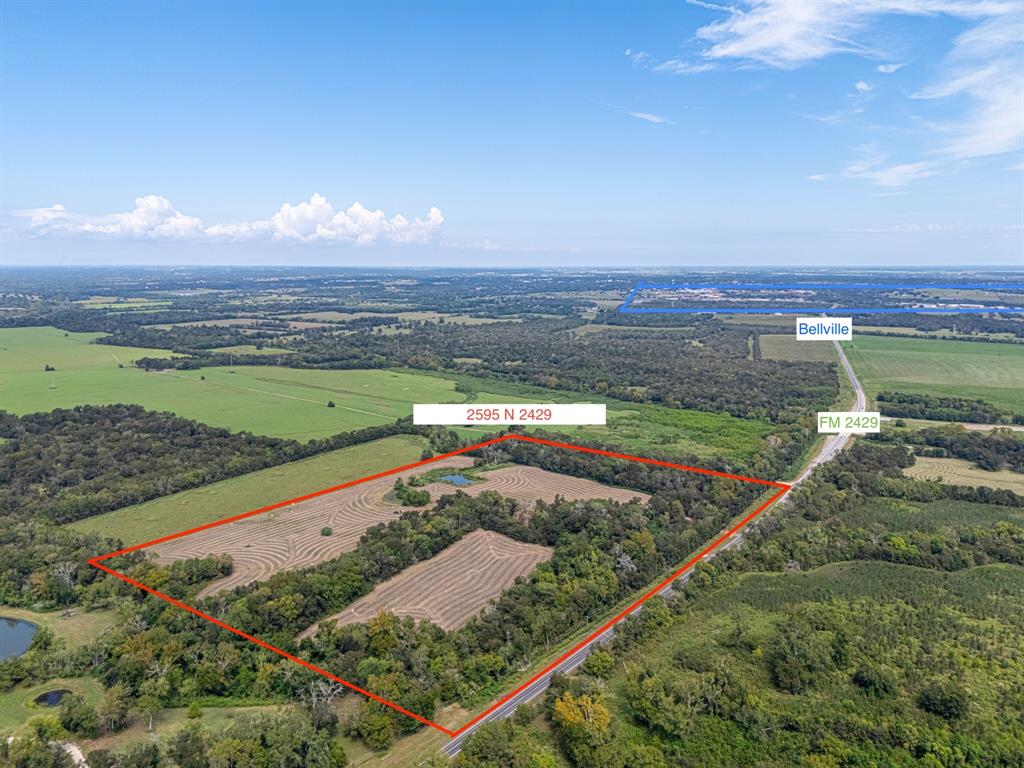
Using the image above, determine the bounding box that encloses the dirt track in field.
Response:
[300,530,553,635]
[152,462,646,598]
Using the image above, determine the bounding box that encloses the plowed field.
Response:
[300,529,553,634]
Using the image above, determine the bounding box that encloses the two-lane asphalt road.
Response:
[442,340,865,757]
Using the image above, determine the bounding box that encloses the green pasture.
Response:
[444,373,773,463]
[0,678,104,733]
[69,435,427,545]
[843,335,1024,413]
[1,327,463,440]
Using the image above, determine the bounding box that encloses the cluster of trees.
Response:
[62,442,745,751]
[853,311,1024,339]
[452,434,1024,767]
[0,405,454,525]
[392,477,430,506]
[1,709,347,768]
[889,423,1024,472]
[877,391,1022,424]
[134,314,838,424]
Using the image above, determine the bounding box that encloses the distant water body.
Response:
[439,474,472,486]
[0,616,37,659]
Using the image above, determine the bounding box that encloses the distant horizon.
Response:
[3,263,1023,274]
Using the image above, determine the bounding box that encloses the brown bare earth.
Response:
[153,462,646,598]
[300,530,553,636]
[152,456,473,597]
[418,465,650,509]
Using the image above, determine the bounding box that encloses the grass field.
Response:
[1,327,464,439]
[842,335,1024,413]
[0,677,104,732]
[443,373,773,463]
[69,435,428,545]
[0,606,117,649]
[904,456,1024,494]
[758,334,838,363]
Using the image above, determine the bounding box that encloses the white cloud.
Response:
[643,0,1023,179]
[624,48,650,65]
[18,194,445,245]
[604,102,673,124]
[690,1,1016,69]
[629,110,673,124]
[650,58,715,75]
[843,146,938,186]
[807,173,830,181]
[911,14,1024,158]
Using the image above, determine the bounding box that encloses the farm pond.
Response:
[0,616,37,659]
[439,474,473,486]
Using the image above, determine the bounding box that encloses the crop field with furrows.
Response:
[301,529,553,635]
[151,456,474,597]
[419,465,651,511]
[151,461,645,597]
[903,456,1024,494]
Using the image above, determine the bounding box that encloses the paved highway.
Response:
[442,340,865,756]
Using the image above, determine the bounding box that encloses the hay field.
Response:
[903,456,1024,494]
[419,465,650,510]
[151,456,474,597]
[149,461,645,597]
[301,530,553,634]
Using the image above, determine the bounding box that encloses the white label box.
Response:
[817,411,880,433]
[414,403,606,426]
[796,317,853,340]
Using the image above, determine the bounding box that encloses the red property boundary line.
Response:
[88,433,791,738]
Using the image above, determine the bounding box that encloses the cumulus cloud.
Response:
[854,80,872,92]
[18,194,445,245]
[877,62,905,73]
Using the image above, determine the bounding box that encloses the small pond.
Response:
[439,474,473,486]
[34,689,72,707]
[0,617,37,660]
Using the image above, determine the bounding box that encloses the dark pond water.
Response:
[0,617,38,660]
[439,474,472,486]
[34,689,72,707]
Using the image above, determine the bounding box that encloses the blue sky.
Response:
[2,0,1021,267]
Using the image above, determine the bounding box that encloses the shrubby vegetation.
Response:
[452,434,1024,768]
[0,405,444,525]
[877,390,1023,423]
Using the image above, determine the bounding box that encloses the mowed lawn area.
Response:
[70,434,428,545]
[843,335,1024,413]
[1,327,464,440]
